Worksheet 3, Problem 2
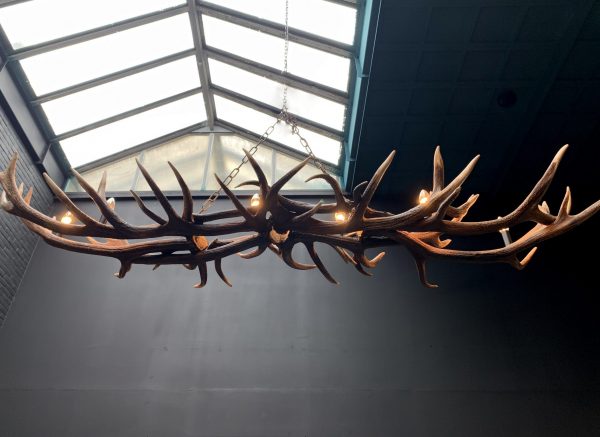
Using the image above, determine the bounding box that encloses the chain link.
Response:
[280,110,330,175]
[197,0,328,214]
[281,0,290,112]
[197,115,282,214]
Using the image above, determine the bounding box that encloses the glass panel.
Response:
[134,135,210,191]
[64,156,138,192]
[274,152,338,191]
[0,0,184,49]
[215,95,341,164]
[60,93,207,167]
[204,0,356,44]
[203,16,350,91]
[204,134,273,190]
[209,59,345,130]
[21,14,193,95]
[63,133,335,193]
[43,56,200,134]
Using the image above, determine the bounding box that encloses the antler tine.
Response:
[352,181,368,202]
[394,190,600,269]
[428,187,462,223]
[42,173,102,227]
[332,246,355,264]
[214,174,256,223]
[305,173,347,211]
[0,154,88,235]
[130,190,167,225]
[135,159,179,222]
[97,171,107,200]
[358,251,386,268]
[447,194,479,222]
[266,156,310,203]
[167,161,194,222]
[432,146,444,193]
[351,150,396,223]
[304,242,339,284]
[291,200,322,224]
[280,245,316,270]
[238,244,266,259]
[360,153,480,232]
[215,258,232,287]
[243,149,269,197]
[557,186,572,219]
[234,180,260,188]
[439,145,570,235]
[193,262,208,288]
[72,168,130,229]
[0,188,12,211]
[278,194,338,213]
[413,255,438,288]
[20,214,191,259]
[353,260,372,276]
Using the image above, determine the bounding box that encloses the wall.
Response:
[0,198,598,436]
[0,106,52,327]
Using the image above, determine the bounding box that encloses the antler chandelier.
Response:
[1,1,598,288]
[1,140,598,288]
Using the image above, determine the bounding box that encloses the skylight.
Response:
[0,0,359,175]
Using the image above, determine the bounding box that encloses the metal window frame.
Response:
[0,0,363,184]
[196,1,353,58]
[9,4,189,61]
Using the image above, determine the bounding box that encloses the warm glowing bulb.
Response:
[250,193,261,208]
[418,189,429,205]
[107,197,116,209]
[60,211,73,225]
[334,211,347,222]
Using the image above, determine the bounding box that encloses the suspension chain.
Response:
[282,0,289,112]
[197,115,282,214]
[281,111,330,175]
[197,0,328,214]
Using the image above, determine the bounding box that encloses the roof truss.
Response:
[0,0,362,176]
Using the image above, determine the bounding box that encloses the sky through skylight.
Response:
[0,0,358,170]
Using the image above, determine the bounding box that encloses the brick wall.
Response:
[0,106,52,327]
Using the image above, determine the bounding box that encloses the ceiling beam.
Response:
[323,0,358,6]
[32,48,196,104]
[74,121,208,173]
[206,47,348,104]
[52,87,203,142]
[0,0,34,8]
[9,4,188,60]
[197,1,353,58]
[212,85,343,141]
[188,0,216,129]
[216,119,340,174]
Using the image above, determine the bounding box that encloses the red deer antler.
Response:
[1,145,598,287]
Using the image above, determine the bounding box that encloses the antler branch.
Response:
[1,143,597,287]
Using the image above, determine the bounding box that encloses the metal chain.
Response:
[281,111,330,175]
[278,0,329,176]
[197,0,328,214]
[282,0,289,112]
[197,115,282,214]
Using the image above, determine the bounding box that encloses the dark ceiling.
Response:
[352,0,600,215]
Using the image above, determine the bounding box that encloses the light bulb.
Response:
[418,189,429,205]
[497,217,512,246]
[250,193,261,208]
[193,235,208,250]
[60,211,73,225]
[107,197,116,209]
[334,211,347,222]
